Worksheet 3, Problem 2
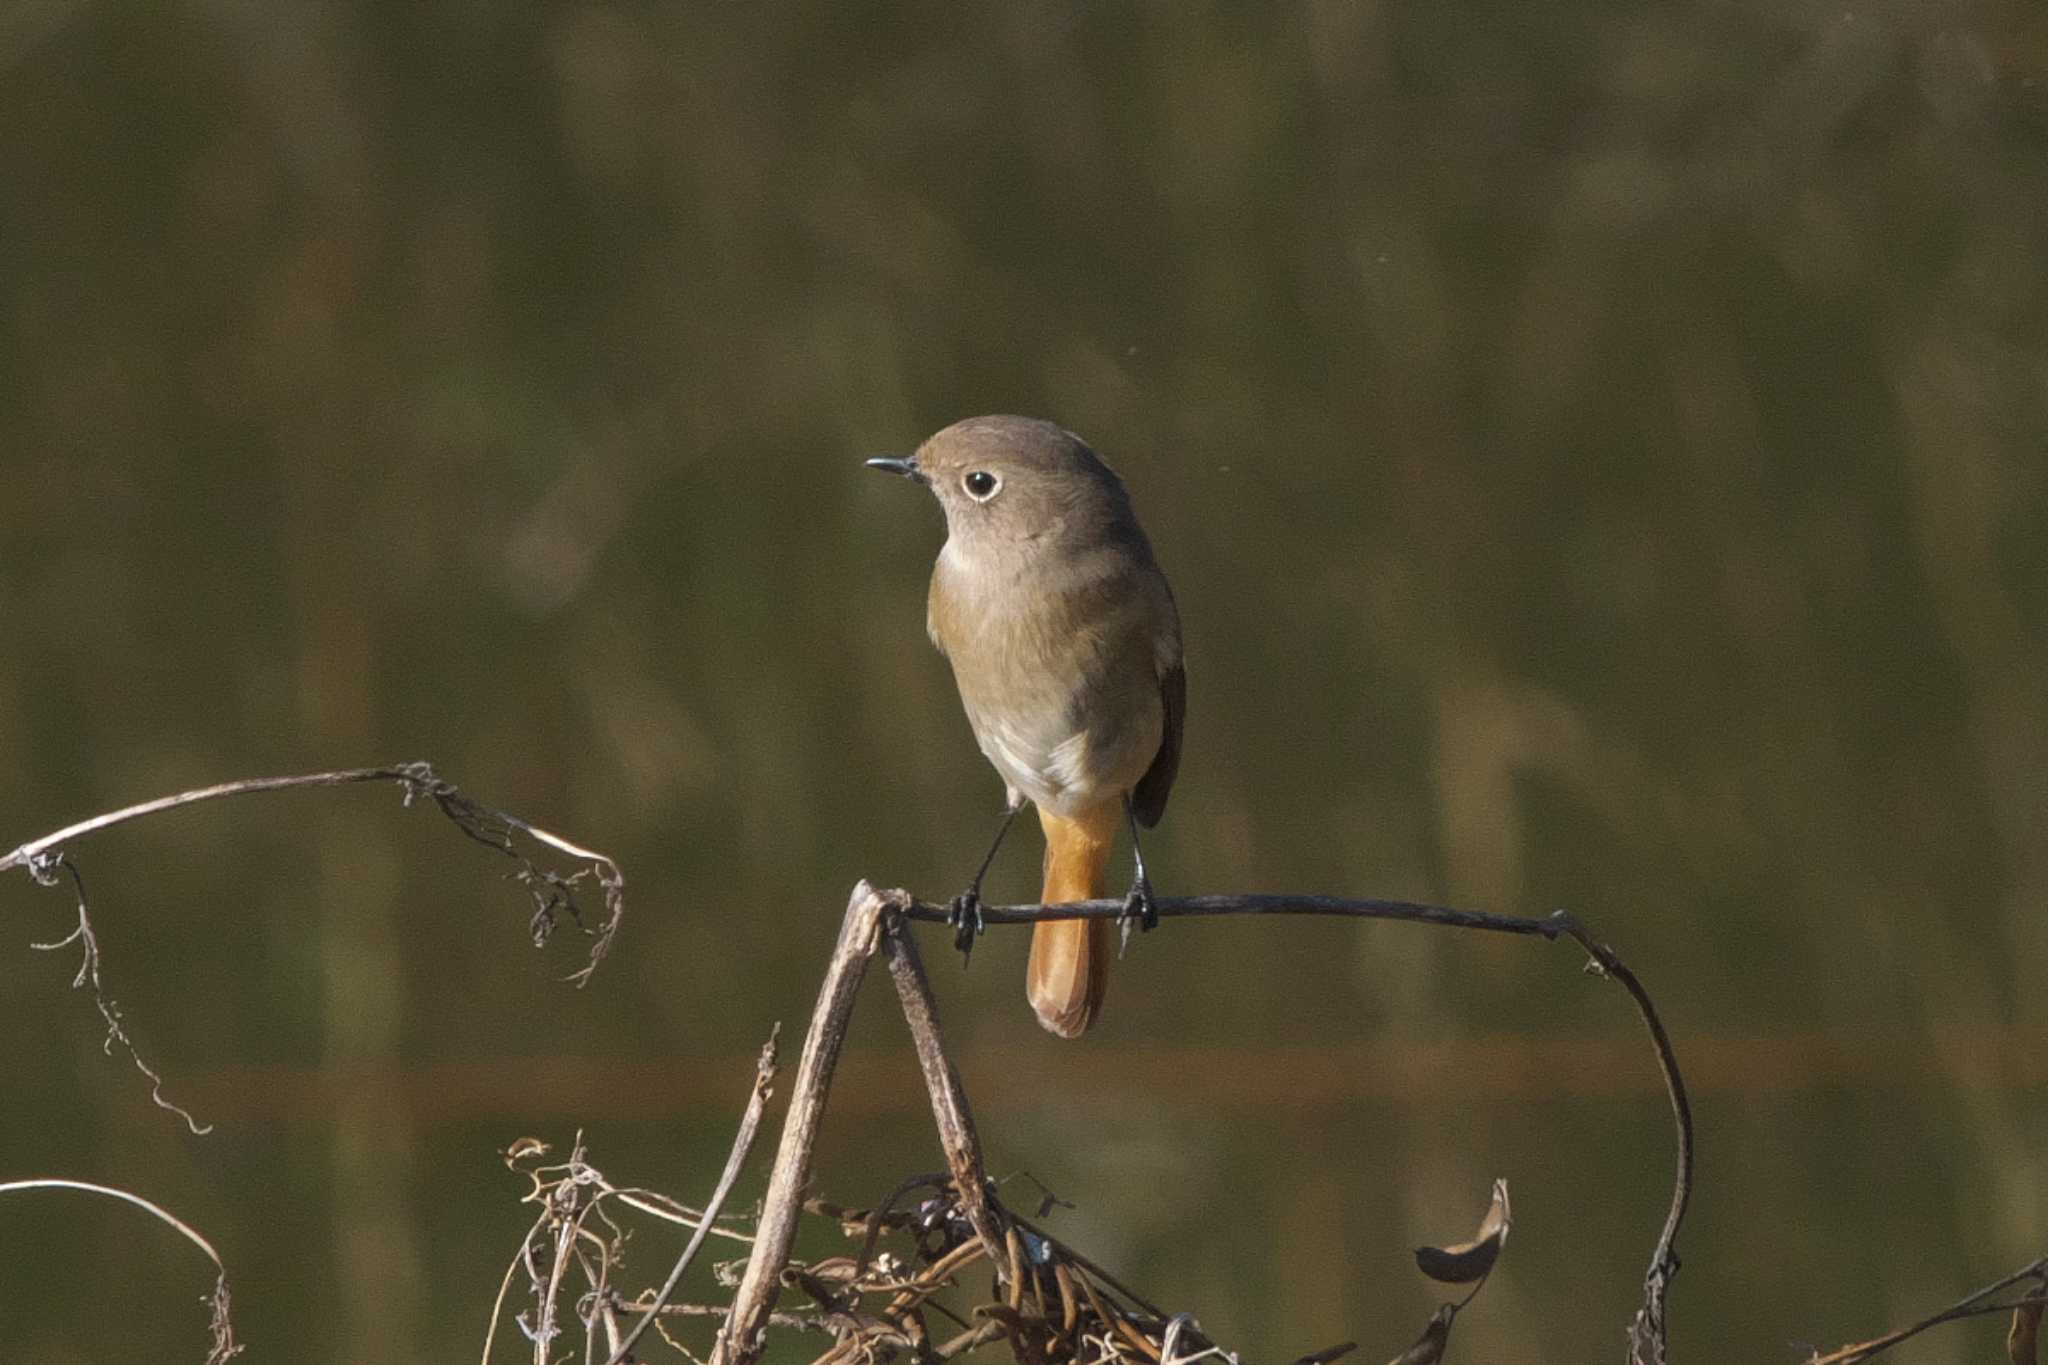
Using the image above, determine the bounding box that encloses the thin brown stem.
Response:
[597,1029,780,1365]
[608,1299,831,1331]
[877,905,1006,1266]
[931,1320,1008,1359]
[481,1209,552,1365]
[1804,1260,2048,1364]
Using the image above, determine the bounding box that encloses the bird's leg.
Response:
[950,802,1020,961]
[1118,795,1159,956]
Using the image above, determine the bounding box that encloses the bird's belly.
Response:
[935,552,1169,818]
[967,693,1161,818]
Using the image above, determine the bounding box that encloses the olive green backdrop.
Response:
[3,3,2045,1362]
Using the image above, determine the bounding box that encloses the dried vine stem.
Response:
[504,1103,1329,1363]
[597,1028,780,1365]
[0,1178,239,1364]
[28,855,212,1132]
[2,762,625,984]
[898,892,1693,1365]
[1801,1258,2048,1364]
[1550,914,1691,1365]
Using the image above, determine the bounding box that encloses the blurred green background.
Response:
[3,3,2046,1361]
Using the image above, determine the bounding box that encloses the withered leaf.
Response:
[2012,1298,2044,1365]
[1413,1178,1511,1284]
[500,1136,549,1167]
[1386,1306,1453,1365]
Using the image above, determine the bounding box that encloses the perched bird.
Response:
[867,416,1184,1038]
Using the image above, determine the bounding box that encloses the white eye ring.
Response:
[962,470,1001,502]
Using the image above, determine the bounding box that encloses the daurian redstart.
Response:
[868,416,1184,1038]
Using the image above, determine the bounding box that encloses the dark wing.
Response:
[1130,661,1184,828]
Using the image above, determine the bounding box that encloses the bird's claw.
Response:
[947,889,986,962]
[1117,878,1159,956]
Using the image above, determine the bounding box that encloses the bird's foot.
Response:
[1117,876,1159,957]
[947,888,986,962]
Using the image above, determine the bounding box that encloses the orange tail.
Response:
[1027,803,1118,1038]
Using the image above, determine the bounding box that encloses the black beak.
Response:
[864,455,926,484]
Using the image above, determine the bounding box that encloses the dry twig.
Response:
[1800,1258,2048,1365]
[0,1178,240,1364]
[3,761,625,981]
[481,1031,781,1365]
[601,1027,781,1365]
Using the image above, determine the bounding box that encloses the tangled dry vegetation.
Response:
[488,1051,1507,1365]
[5,766,2046,1364]
[458,879,1555,1365]
[527,882,1669,1365]
[496,1132,1382,1365]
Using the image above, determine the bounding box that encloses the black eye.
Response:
[963,470,1000,501]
